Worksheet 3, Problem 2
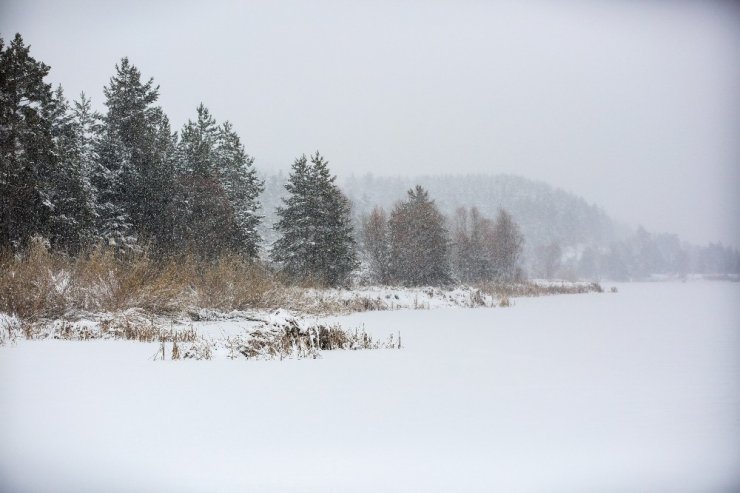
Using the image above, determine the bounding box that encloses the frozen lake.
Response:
[1,281,739,492]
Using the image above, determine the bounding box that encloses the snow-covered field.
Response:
[1,281,738,492]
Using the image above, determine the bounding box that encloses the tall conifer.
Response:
[271,152,357,285]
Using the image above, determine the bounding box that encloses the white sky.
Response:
[2,0,738,246]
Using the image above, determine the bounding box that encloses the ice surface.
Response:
[1,282,738,492]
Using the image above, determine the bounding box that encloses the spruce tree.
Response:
[72,92,100,224]
[271,152,357,286]
[216,121,263,258]
[93,125,137,251]
[0,34,56,251]
[175,104,262,258]
[99,57,176,249]
[388,185,451,285]
[178,103,218,177]
[46,86,95,252]
[175,104,233,257]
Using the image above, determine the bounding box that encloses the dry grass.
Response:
[478,281,603,300]
[1,242,605,332]
[0,240,69,320]
[189,254,280,310]
[225,321,400,360]
[0,242,280,322]
[9,310,198,344]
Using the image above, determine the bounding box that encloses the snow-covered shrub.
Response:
[0,239,69,319]
[182,338,214,360]
[216,313,399,361]
[0,313,22,345]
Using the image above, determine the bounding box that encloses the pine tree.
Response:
[72,92,100,220]
[148,112,178,252]
[174,104,262,258]
[271,152,357,286]
[46,86,95,252]
[361,206,391,284]
[216,121,263,258]
[93,125,137,251]
[99,57,176,249]
[175,104,234,257]
[178,103,218,177]
[388,186,451,286]
[0,34,56,251]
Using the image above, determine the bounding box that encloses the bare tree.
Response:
[490,208,524,281]
[361,206,391,284]
[451,207,495,283]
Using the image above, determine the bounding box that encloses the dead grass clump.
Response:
[0,243,192,320]
[468,289,486,307]
[192,254,278,310]
[227,320,399,360]
[70,246,190,314]
[0,314,21,346]
[479,281,603,299]
[343,296,387,313]
[317,325,349,350]
[14,311,197,343]
[0,237,69,320]
[102,315,196,343]
[182,338,214,360]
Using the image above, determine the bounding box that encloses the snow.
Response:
[1,281,739,492]
[301,284,498,309]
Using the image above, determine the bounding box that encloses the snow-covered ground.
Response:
[1,281,738,492]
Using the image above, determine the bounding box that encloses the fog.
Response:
[2,0,738,246]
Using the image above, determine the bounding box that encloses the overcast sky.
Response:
[2,0,739,246]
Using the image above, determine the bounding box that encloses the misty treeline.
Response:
[360,187,523,285]
[541,227,740,282]
[261,172,740,282]
[2,34,738,289]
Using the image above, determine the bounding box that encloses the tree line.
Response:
[5,33,736,286]
[1,33,525,287]
[360,189,523,285]
[531,228,740,281]
[1,35,263,259]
